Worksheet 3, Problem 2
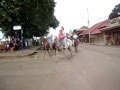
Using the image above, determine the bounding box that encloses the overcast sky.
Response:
[50,0,120,35]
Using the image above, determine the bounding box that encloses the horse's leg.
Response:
[55,49,58,62]
[48,48,52,58]
[74,41,78,52]
[76,40,79,52]
[68,46,72,57]
[43,49,46,59]
[75,45,77,52]
[63,49,66,60]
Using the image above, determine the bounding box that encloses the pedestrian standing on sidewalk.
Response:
[4,40,10,51]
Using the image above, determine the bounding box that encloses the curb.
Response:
[0,51,38,59]
[0,47,40,59]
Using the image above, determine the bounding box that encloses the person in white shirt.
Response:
[73,33,78,39]
[72,30,79,52]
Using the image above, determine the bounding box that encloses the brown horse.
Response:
[71,36,79,52]
[40,37,52,59]
[73,38,79,52]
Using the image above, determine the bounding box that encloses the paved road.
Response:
[0,44,120,90]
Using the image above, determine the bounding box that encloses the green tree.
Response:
[0,0,59,38]
[109,3,120,19]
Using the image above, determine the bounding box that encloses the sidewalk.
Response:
[0,46,40,59]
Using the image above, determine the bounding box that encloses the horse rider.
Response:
[47,32,53,49]
[58,27,67,48]
[73,30,78,40]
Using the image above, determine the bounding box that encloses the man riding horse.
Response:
[71,30,79,52]
[42,27,72,61]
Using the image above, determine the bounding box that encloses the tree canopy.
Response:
[80,26,88,29]
[109,3,120,19]
[0,0,59,38]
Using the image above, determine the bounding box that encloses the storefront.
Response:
[102,17,120,45]
[104,28,120,45]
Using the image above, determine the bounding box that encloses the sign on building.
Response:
[107,17,120,28]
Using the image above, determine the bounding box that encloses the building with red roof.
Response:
[79,20,109,44]
[80,20,109,35]
[101,17,120,45]
[79,16,120,45]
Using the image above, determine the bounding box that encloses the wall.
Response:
[91,33,106,45]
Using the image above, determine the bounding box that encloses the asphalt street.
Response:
[0,44,120,90]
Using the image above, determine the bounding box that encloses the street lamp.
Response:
[13,25,23,53]
[87,9,90,43]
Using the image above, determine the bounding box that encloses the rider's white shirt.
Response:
[73,34,78,39]
[44,36,47,38]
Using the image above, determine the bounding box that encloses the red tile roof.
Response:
[91,19,109,35]
[80,19,109,35]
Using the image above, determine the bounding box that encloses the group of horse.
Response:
[40,35,79,61]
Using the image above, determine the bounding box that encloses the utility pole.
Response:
[87,9,90,43]
[21,29,23,53]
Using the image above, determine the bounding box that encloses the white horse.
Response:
[42,36,72,62]
[54,36,72,62]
